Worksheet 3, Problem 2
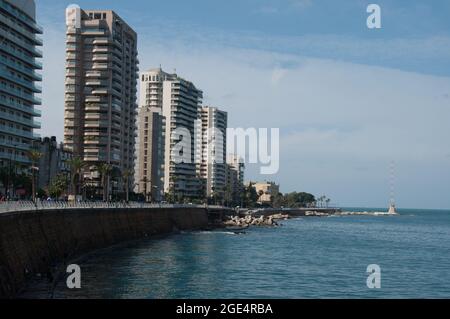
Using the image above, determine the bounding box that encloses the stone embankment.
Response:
[0,206,210,298]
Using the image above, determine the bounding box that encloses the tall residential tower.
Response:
[64,6,138,193]
[0,0,42,174]
[136,68,203,201]
[198,106,227,198]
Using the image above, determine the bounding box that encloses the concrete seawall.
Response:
[0,207,209,298]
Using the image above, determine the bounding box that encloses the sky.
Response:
[35,0,450,209]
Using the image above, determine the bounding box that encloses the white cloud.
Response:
[270,68,288,86]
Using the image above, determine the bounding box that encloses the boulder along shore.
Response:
[222,210,333,228]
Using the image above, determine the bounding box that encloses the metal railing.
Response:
[0,201,227,214]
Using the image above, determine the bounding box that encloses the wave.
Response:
[335,211,399,216]
[192,230,243,235]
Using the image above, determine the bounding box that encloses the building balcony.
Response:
[81,28,106,36]
[84,137,109,145]
[92,54,109,62]
[93,47,109,53]
[0,68,41,93]
[66,53,78,60]
[0,57,42,81]
[0,124,39,139]
[86,71,108,78]
[0,0,43,34]
[83,131,101,137]
[86,80,108,86]
[84,114,109,121]
[93,38,110,45]
[0,44,42,69]
[66,44,78,52]
[92,88,109,95]
[85,96,105,103]
[92,63,108,70]
[85,103,109,112]
[0,84,41,105]
[0,14,43,45]
[0,139,31,151]
[0,111,40,128]
[66,36,78,43]
[83,155,108,162]
[0,98,41,116]
[0,151,31,164]
[0,29,42,57]
[66,27,78,35]
[84,121,109,128]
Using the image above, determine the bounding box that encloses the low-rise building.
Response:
[37,136,72,190]
[249,181,280,205]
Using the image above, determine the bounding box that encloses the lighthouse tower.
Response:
[388,161,398,214]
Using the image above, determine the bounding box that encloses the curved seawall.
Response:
[0,207,209,298]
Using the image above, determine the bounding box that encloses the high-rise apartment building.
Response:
[136,106,165,201]
[162,74,203,199]
[226,154,245,205]
[135,68,175,201]
[136,68,203,201]
[198,106,227,198]
[0,0,42,172]
[64,5,138,193]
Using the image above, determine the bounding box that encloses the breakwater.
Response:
[248,207,341,217]
[0,206,211,298]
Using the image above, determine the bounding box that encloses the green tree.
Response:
[243,182,258,208]
[224,185,233,207]
[97,163,113,202]
[0,166,10,197]
[141,176,148,202]
[122,169,132,202]
[280,192,316,208]
[271,192,284,208]
[27,150,42,202]
[48,174,69,198]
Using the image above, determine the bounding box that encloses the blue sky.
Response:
[36,0,450,209]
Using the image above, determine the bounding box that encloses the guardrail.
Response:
[0,201,227,214]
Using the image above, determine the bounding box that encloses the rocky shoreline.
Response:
[222,213,290,228]
[221,211,333,229]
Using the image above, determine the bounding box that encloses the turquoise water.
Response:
[50,208,450,298]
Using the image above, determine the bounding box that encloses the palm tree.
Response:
[141,176,148,202]
[97,163,112,202]
[67,157,86,200]
[122,169,132,203]
[169,176,178,203]
[27,150,42,202]
[257,190,264,205]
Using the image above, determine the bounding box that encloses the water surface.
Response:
[41,208,450,298]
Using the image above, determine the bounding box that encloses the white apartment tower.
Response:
[198,106,227,198]
[64,6,138,192]
[136,68,175,201]
[137,68,203,201]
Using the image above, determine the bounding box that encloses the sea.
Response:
[26,208,450,299]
